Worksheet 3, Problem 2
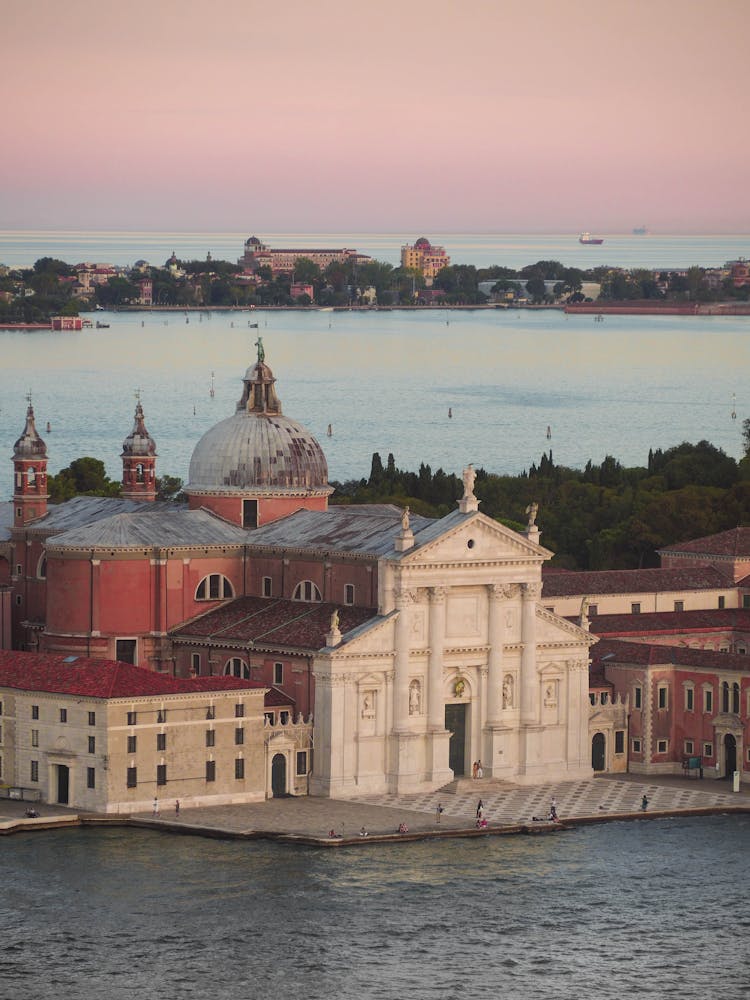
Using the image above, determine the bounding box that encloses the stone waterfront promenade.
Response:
[2,774,749,844]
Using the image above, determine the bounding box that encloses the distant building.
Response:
[239,236,371,277]
[400,237,450,285]
[290,282,314,302]
[51,316,82,331]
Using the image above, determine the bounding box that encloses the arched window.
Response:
[732,682,740,714]
[196,574,234,601]
[292,580,322,602]
[27,466,36,485]
[722,681,729,713]
[136,463,144,482]
[37,556,47,579]
[224,658,249,679]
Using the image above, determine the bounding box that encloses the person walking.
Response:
[152,797,159,817]
[641,794,649,812]
[476,799,484,819]
[175,799,180,817]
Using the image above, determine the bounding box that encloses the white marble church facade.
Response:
[311,486,596,798]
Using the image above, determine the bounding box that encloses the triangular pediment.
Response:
[537,606,597,646]
[393,510,552,567]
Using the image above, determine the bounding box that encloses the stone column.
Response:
[427,587,446,731]
[393,588,414,731]
[486,584,507,725]
[520,582,540,723]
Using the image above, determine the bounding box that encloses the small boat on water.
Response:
[95,321,110,328]
[632,226,649,235]
[579,232,604,245]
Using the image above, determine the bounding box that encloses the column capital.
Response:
[522,581,541,600]
[429,586,447,604]
[395,588,418,608]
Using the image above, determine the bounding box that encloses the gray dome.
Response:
[187,352,329,496]
[13,404,47,460]
[187,411,329,493]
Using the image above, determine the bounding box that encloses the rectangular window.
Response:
[87,767,96,789]
[88,711,96,726]
[32,705,39,720]
[704,743,713,758]
[127,735,137,754]
[344,584,355,605]
[280,711,289,725]
[0,701,3,715]
[262,576,273,597]
[59,708,67,723]
[88,736,96,754]
[31,729,39,748]
[658,686,668,709]
[632,738,642,754]
[296,751,308,776]
[157,709,167,723]
[634,686,642,709]
[116,639,137,665]
[273,662,284,685]
[718,595,726,610]
[206,705,215,720]
[588,604,598,617]
[191,652,201,675]
[206,729,215,747]
[31,760,39,782]
[674,600,684,612]
[684,740,694,755]
[156,764,167,786]
[264,712,275,726]
[235,727,244,746]
[235,703,244,718]
[205,760,216,782]
[127,711,137,726]
[685,688,694,712]
[614,731,624,754]
[631,602,641,614]
[127,766,137,788]
[743,595,750,609]
[157,733,166,751]
[235,758,245,780]
[704,688,713,713]
[657,739,668,754]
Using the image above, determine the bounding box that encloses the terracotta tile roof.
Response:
[591,637,750,671]
[542,565,729,598]
[587,608,750,636]
[659,527,750,558]
[172,596,378,651]
[0,651,264,699]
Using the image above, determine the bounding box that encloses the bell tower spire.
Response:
[12,393,49,526]
[121,391,157,501]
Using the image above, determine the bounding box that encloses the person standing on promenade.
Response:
[477,760,483,779]
[436,802,444,824]
[641,794,649,812]
[175,799,180,817]
[472,761,478,779]
[152,798,159,817]
[476,799,484,819]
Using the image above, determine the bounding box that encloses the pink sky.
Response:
[3,0,749,233]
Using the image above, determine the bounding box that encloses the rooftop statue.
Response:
[254,336,265,363]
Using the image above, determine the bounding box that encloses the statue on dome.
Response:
[462,464,476,499]
[254,336,265,363]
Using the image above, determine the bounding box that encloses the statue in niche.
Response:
[454,677,466,698]
[462,464,476,498]
[544,682,557,707]
[502,674,514,709]
[525,502,539,529]
[409,679,422,715]
[361,691,375,719]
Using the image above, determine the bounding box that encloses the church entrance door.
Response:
[724,734,737,778]
[591,733,606,771]
[271,753,287,797]
[445,704,467,777]
[56,764,70,805]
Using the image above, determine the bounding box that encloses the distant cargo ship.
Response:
[632,226,649,235]
[579,232,604,245]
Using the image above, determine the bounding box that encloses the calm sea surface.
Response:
[2,816,749,1000]
[1,229,749,270]
[0,307,747,501]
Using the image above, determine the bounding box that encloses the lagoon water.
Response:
[3,816,749,1000]
[0,306,747,501]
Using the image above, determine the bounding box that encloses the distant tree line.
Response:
[331,433,750,570]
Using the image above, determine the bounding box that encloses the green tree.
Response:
[48,457,120,502]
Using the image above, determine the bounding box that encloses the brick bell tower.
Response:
[121,395,157,501]
[12,396,49,527]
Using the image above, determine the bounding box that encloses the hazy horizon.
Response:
[3,0,749,233]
